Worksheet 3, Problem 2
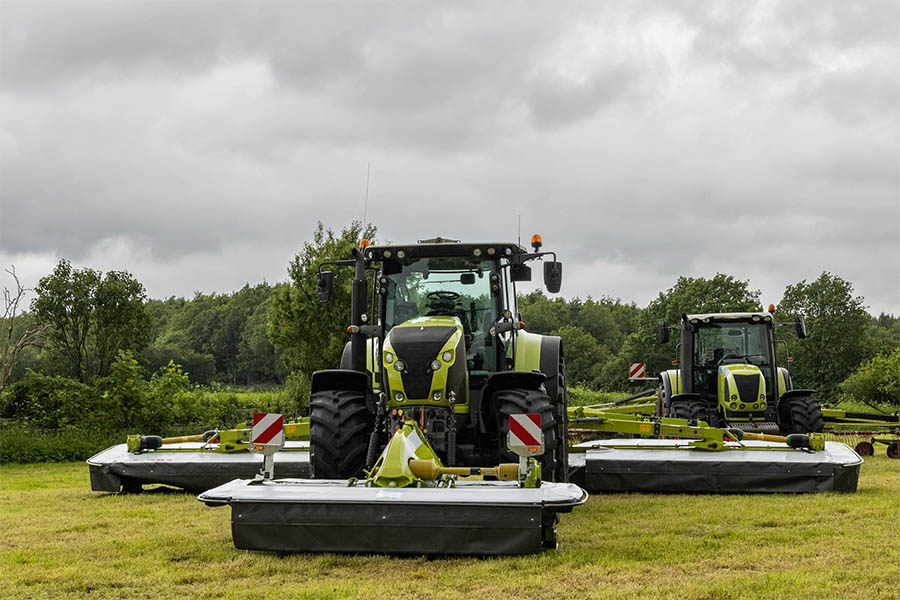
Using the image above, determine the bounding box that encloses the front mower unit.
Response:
[199,478,586,555]
[199,418,587,555]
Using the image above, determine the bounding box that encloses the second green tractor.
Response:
[655,311,824,434]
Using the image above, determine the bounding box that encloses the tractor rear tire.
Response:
[670,397,718,426]
[496,388,559,482]
[779,396,824,434]
[309,388,374,479]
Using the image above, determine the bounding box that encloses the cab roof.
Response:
[365,240,528,261]
[685,312,773,322]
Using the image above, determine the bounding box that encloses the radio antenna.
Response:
[363,161,371,234]
[517,214,521,246]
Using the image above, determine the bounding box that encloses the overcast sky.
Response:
[1,1,898,314]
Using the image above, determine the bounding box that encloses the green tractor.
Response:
[311,236,569,482]
[655,311,824,434]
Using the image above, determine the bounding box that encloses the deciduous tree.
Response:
[31,260,150,382]
[777,272,876,400]
[268,221,376,375]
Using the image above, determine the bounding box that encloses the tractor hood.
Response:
[383,316,467,405]
[717,364,768,420]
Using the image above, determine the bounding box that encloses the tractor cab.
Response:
[681,313,777,424]
[380,253,502,375]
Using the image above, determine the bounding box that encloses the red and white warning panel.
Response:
[629,362,647,381]
[250,413,285,450]
[507,414,544,458]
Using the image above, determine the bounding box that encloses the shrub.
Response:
[0,371,101,429]
[0,425,128,463]
[839,349,900,412]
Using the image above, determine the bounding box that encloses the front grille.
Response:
[727,421,779,434]
[390,325,457,400]
[733,374,761,404]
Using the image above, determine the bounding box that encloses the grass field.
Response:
[1,457,898,600]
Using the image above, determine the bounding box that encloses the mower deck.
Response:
[89,438,862,494]
[87,442,311,492]
[198,478,588,555]
[570,439,862,493]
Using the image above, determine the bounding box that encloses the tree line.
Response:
[2,221,898,408]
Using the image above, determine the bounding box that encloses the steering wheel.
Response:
[425,290,460,316]
[427,291,460,301]
[717,353,765,366]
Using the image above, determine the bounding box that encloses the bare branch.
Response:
[1,266,44,392]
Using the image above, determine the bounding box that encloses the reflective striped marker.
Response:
[629,362,647,380]
[251,413,285,448]
[508,414,544,458]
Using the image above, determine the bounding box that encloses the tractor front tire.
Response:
[309,388,373,479]
[670,397,717,426]
[779,396,824,434]
[496,388,559,481]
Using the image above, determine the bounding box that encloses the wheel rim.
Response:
[887,442,900,459]
[854,441,874,457]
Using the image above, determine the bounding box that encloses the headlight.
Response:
[430,359,441,371]
[394,361,404,372]
[433,391,442,401]
[385,352,394,364]
[730,402,737,409]
[753,403,759,409]
[442,351,453,363]
[394,392,404,402]
[739,403,745,409]
[731,394,738,401]
[759,394,766,400]
[761,402,767,409]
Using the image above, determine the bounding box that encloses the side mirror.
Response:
[795,315,807,339]
[658,321,670,344]
[317,271,334,302]
[460,273,476,285]
[543,261,562,293]
[510,263,532,282]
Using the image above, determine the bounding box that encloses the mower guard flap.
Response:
[198,478,588,555]
[571,439,862,493]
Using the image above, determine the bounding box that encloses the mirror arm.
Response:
[318,259,356,273]
[516,250,557,263]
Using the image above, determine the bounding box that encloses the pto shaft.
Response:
[408,459,519,481]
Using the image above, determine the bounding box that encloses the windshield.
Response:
[383,256,499,371]
[693,322,772,368]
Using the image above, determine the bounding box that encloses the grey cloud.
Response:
[0,1,897,314]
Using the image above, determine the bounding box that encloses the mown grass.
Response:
[1,457,898,600]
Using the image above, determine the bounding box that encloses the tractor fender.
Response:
[538,335,563,402]
[339,342,352,369]
[777,367,793,397]
[481,371,548,419]
[779,389,816,403]
[657,370,681,415]
[311,369,369,395]
[670,392,702,404]
[513,331,562,399]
